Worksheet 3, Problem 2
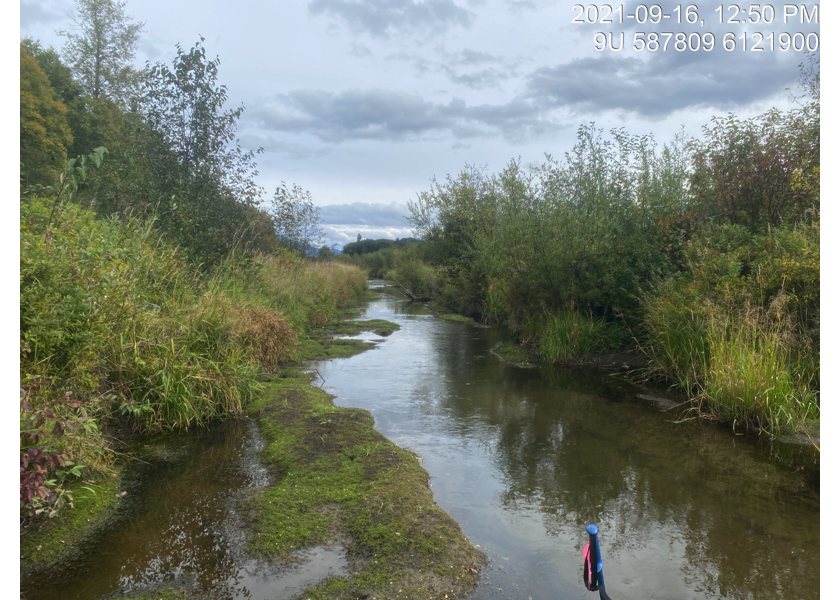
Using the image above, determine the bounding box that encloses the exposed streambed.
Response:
[21,281,819,599]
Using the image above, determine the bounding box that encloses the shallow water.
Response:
[20,419,348,599]
[316,282,820,600]
[21,282,819,599]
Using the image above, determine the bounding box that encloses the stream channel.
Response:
[22,280,820,599]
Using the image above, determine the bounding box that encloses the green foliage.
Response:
[20,44,73,187]
[409,128,690,324]
[140,38,265,264]
[701,321,818,431]
[690,103,819,233]
[20,191,368,521]
[640,219,819,432]
[388,247,438,301]
[404,87,818,433]
[343,238,418,256]
[268,182,324,255]
[530,310,623,363]
[57,0,144,101]
[20,38,93,159]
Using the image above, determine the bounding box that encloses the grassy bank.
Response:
[20,194,367,540]
[246,369,485,599]
[21,195,484,597]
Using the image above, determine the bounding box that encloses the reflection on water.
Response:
[318,283,819,600]
[21,282,819,600]
[21,419,349,600]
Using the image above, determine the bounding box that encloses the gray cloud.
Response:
[308,0,475,37]
[349,41,373,57]
[386,52,436,76]
[321,202,411,227]
[528,53,796,117]
[443,66,508,89]
[506,0,538,10]
[137,39,164,61]
[251,88,560,143]
[20,0,64,27]
[239,134,332,161]
[385,48,522,90]
[454,48,497,65]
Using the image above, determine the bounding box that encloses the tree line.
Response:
[20,0,326,266]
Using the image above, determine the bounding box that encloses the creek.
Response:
[318,282,819,599]
[21,281,819,599]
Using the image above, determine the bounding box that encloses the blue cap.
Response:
[587,524,599,535]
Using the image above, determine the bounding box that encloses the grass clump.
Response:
[313,318,401,338]
[531,310,624,363]
[493,342,532,366]
[246,371,486,599]
[700,321,818,432]
[437,313,475,324]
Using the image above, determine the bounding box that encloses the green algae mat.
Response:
[245,368,485,599]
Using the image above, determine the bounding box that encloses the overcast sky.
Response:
[19,0,819,248]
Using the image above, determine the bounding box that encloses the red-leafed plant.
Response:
[20,389,85,522]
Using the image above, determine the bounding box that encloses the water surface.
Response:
[21,282,819,599]
[317,283,819,600]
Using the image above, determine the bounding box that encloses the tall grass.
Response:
[641,291,819,433]
[531,309,623,363]
[20,195,368,487]
[702,321,819,432]
[209,253,367,329]
[641,295,709,395]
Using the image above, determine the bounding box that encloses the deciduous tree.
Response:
[20,44,73,186]
[58,0,144,102]
[269,183,324,255]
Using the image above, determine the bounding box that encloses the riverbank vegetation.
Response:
[20,189,368,522]
[20,7,485,593]
[344,61,820,436]
[19,0,364,532]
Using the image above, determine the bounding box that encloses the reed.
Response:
[534,309,623,363]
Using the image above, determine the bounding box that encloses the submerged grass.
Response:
[492,342,532,366]
[246,370,486,599]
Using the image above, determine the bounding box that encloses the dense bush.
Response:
[400,87,819,434]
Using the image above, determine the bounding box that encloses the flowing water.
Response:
[316,283,819,600]
[22,281,819,599]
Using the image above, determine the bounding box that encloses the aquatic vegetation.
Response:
[246,370,486,598]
